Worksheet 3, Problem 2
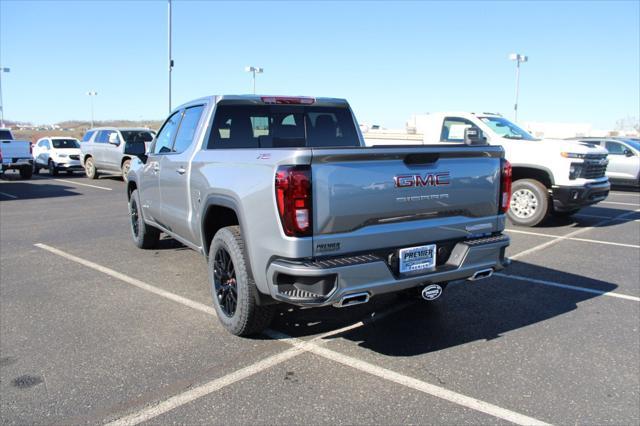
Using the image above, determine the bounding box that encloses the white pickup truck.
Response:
[0,128,33,179]
[366,113,610,227]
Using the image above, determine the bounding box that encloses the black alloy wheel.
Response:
[213,248,238,317]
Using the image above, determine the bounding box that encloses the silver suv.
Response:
[80,127,155,181]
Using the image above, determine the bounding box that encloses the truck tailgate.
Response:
[1,140,32,160]
[311,146,504,256]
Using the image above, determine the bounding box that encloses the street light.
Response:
[86,91,98,128]
[509,53,528,122]
[168,0,174,113]
[245,66,263,94]
[0,67,10,128]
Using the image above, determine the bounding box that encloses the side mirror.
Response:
[464,127,486,145]
[108,134,121,146]
[624,149,634,157]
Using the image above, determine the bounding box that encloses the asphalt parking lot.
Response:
[1,172,638,425]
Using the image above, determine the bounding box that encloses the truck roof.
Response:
[174,95,350,111]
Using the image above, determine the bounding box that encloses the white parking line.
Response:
[495,273,640,302]
[505,229,640,249]
[0,191,17,199]
[36,243,550,426]
[600,201,639,206]
[53,179,113,191]
[510,209,640,260]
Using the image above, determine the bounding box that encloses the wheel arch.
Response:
[511,165,554,188]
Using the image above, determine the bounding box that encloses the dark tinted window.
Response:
[120,131,154,144]
[605,141,626,155]
[81,130,95,142]
[173,106,204,153]
[207,104,359,149]
[153,112,181,154]
[52,139,80,149]
[0,129,12,140]
[95,131,109,143]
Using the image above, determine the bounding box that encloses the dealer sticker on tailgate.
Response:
[399,244,436,274]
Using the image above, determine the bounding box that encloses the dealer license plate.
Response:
[399,244,436,274]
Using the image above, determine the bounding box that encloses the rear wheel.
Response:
[48,159,59,176]
[85,157,98,179]
[19,166,33,180]
[129,189,160,249]
[121,159,131,182]
[209,226,274,336]
[507,179,550,227]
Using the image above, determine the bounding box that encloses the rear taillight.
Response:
[275,165,312,237]
[500,159,512,214]
[261,96,315,105]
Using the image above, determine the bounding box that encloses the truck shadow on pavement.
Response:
[535,207,639,228]
[0,181,81,200]
[271,261,619,357]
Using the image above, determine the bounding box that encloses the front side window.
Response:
[52,139,80,149]
[172,106,205,153]
[95,131,110,143]
[207,104,359,149]
[440,117,475,142]
[152,112,181,154]
[479,116,538,141]
[605,141,626,155]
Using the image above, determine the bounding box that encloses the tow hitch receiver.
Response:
[421,284,443,301]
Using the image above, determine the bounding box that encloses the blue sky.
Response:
[1,1,638,128]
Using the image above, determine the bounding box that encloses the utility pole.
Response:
[168,0,174,113]
[87,91,98,128]
[0,67,10,128]
[509,53,528,122]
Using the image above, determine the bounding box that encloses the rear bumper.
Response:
[552,181,610,212]
[1,158,32,170]
[265,234,510,307]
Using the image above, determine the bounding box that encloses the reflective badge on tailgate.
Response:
[399,244,436,274]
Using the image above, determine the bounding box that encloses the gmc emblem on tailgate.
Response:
[394,172,450,188]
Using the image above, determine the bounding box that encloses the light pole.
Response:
[168,0,174,113]
[0,67,10,128]
[509,53,528,122]
[245,66,263,94]
[86,91,98,128]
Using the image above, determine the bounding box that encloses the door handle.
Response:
[176,167,186,175]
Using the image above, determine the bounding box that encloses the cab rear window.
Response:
[207,104,359,149]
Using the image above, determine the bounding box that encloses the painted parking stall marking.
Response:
[52,178,113,191]
[0,191,18,199]
[505,228,640,249]
[35,243,551,426]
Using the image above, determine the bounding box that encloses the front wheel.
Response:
[121,159,131,182]
[85,157,98,179]
[48,160,59,176]
[209,226,274,336]
[507,179,550,227]
[129,189,160,249]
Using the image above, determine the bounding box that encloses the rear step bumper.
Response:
[266,234,510,306]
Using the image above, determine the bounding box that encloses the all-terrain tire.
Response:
[209,226,274,336]
[121,159,131,182]
[129,189,160,249]
[19,166,33,180]
[85,157,98,179]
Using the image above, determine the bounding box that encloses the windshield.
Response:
[121,131,154,144]
[52,139,80,149]
[479,116,538,141]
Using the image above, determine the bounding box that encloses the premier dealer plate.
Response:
[399,244,436,274]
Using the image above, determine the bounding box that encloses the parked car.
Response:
[568,137,639,187]
[80,127,155,181]
[32,137,83,176]
[0,128,33,179]
[366,113,611,226]
[126,95,511,336]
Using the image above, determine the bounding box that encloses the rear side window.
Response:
[207,104,359,149]
[605,141,626,155]
[440,117,475,142]
[81,130,95,142]
[172,105,205,153]
[152,112,181,154]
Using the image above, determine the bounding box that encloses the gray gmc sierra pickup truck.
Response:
[127,95,512,336]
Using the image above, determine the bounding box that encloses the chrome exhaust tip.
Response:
[333,292,370,308]
[468,268,494,281]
